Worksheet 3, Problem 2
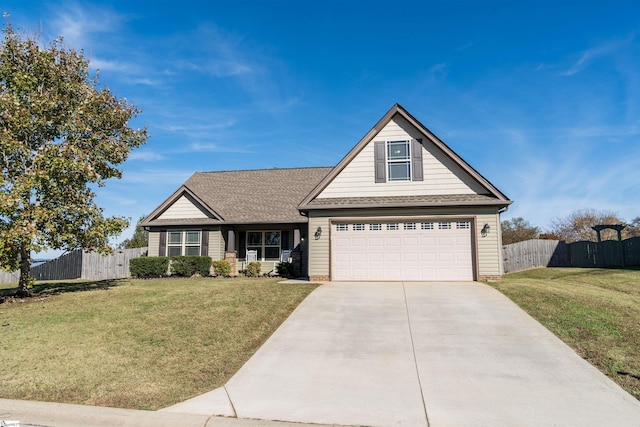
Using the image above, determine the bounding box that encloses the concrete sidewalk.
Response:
[165,282,640,427]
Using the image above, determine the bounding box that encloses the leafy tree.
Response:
[549,208,625,242]
[501,217,540,244]
[118,215,148,249]
[628,217,640,237]
[0,23,147,296]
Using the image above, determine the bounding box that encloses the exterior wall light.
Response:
[481,223,490,237]
[315,226,322,240]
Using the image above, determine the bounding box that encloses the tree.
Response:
[0,23,147,296]
[628,217,640,237]
[118,215,149,249]
[549,208,625,242]
[501,217,540,244]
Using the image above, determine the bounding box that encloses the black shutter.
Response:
[411,138,423,181]
[159,230,167,256]
[238,231,246,259]
[200,230,209,256]
[374,141,386,183]
[281,230,290,250]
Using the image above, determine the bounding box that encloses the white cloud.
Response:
[127,151,165,161]
[561,35,635,76]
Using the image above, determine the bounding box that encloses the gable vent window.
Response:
[374,139,423,183]
[167,230,201,257]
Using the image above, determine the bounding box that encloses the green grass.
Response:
[0,277,318,410]
[492,268,640,400]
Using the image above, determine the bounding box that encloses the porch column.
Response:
[227,229,235,253]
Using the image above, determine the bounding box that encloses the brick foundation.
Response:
[479,275,502,282]
[309,275,330,282]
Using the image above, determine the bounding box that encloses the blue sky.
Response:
[4,1,640,255]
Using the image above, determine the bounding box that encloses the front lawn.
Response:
[492,268,640,400]
[0,277,318,409]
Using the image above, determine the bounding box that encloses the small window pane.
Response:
[439,222,452,230]
[247,232,262,245]
[336,224,348,231]
[168,247,182,257]
[168,232,182,244]
[185,246,200,256]
[404,222,416,230]
[185,231,200,244]
[369,224,382,231]
[265,231,281,246]
[388,162,410,181]
[421,222,434,230]
[265,247,280,260]
[387,223,399,231]
[353,223,365,231]
[456,221,470,229]
[387,140,410,160]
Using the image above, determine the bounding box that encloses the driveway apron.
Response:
[166,282,640,427]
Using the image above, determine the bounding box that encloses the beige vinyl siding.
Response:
[475,212,503,277]
[157,195,209,220]
[308,216,331,278]
[148,231,160,256]
[319,115,487,198]
[309,207,504,280]
[207,228,225,260]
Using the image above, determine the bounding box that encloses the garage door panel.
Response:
[332,221,473,281]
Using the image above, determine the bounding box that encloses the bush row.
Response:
[129,257,298,278]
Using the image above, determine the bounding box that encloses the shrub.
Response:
[276,261,295,278]
[245,261,262,277]
[170,256,212,277]
[212,259,232,277]
[130,257,169,278]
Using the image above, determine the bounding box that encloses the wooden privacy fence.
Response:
[0,247,148,283]
[503,238,640,273]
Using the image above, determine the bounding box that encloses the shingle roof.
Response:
[305,194,508,209]
[144,167,333,226]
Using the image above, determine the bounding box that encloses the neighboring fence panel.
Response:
[624,237,640,266]
[0,270,20,283]
[81,247,147,280]
[503,239,569,273]
[31,250,83,281]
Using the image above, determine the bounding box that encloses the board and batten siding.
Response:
[157,195,209,220]
[319,115,487,199]
[308,207,504,281]
[208,228,225,260]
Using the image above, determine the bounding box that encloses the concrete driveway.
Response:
[164,282,640,426]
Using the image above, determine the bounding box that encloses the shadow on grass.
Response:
[1,279,122,298]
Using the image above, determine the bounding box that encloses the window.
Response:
[247,231,281,260]
[167,230,201,257]
[457,221,471,229]
[404,222,416,230]
[369,223,382,231]
[387,140,411,181]
[353,223,365,231]
[336,224,348,231]
[386,223,399,231]
[438,222,452,230]
[421,222,434,230]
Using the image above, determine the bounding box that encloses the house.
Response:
[141,104,512,281]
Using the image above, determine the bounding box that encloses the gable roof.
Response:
[298,103,511,210]
[141,167,332,227]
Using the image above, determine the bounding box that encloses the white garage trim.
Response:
[330,218,476,281]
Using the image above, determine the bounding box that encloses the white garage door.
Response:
[331,220,473,281]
